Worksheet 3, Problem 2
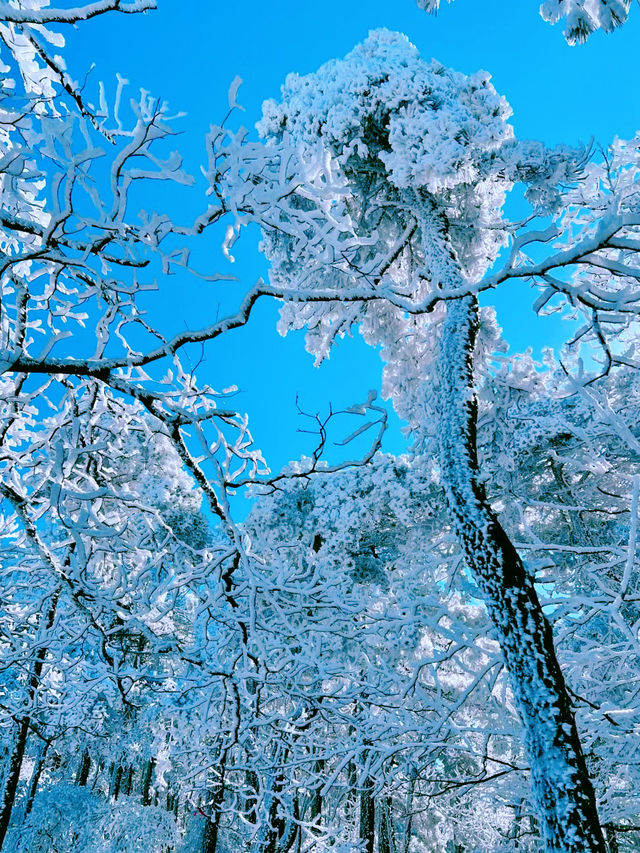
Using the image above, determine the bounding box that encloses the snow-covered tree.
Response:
[0,5,392,849]
[216,28,640,853]
[3,3,640,852]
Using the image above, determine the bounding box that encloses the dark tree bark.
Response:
[0,590,59,851]
[359,776,375,853]
[308,759,323,833]
[121,765,134,797]
[111,764,123,800]
[76,749,91,786]
[24,741,50,817]
[201,781,226,853]
[202,817,219,853]
[436,289,606,853]
[378,797,396,853]
[245,769,259,824]
[0,718,30,848]
[141,758,155,806]
[264,775,286,853]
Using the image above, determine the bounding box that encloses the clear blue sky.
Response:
[64,0,640,479]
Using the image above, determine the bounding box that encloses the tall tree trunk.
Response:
[264,774,285,853]
[141,758,155,806]
[0,589,59,851]
[279,792,300,853]
[76,749,91,787]
[121,765,134,797]
[201,781,226,853]
[0,718,30,848]
[345,724,358,831]
[245,769,259,824]
[308,759,323,833]
[91,759,103,792]
[378,797,396,853]
[202,817,219,853]
[437,291,606,853]
[359,776,375,853]
[401,765,416,853]
[24,740,49,817]
[111,764,123,800]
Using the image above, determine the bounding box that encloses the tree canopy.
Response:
[1,3,640,853]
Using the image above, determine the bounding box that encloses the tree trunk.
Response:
[359,777,375,853]
[91,759,103,792]
[141,758,155,805]
[308,759,323,833]
[111,764,123,800]
[378,797,396,853]
[279,793,300,853]
[24,740,49,817]
[0,589,59,850]
[345,729,358,830]
[264,775,285,853]
[122,765,134,797]
[0,718,30,848]
[245,769,259,824]
[201,782,225,853]
[76,749,91,787]
[401,764,416,853]
[437,292,606,853]
[202,817,219,853]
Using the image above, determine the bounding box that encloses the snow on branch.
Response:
[417,0,634,43]
[0,0,156,25]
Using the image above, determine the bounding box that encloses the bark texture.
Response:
[359,776,375,853]
[436,286,606,851]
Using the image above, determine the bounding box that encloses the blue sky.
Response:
[64,0,640,478]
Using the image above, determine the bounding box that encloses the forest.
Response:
[1,1,640,851]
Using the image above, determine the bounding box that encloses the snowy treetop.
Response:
[258,28,513,195]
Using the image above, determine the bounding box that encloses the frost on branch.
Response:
[540,0,632,42]
[246,28,516,429]
[220,27,635,853]
[211,26,640,410]
[258,30,512,195]
[418,0,633,43]
[222,30,581,446]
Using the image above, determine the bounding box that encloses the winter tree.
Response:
[0,0,258,845]
[2,1,640,852]
[0,3,391,848]
[215,27,640,853]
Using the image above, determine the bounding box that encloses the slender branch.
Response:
[0,0,156,24]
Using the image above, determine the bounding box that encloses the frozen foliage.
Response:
[256,28,514,296]
[3,3,640,853]
[9,785,178,853]
[236,456,520,853]
[215,25,640,853]
[259,30,513,196]
[0,2,265,850]
[242,30,587,451]
[417,0,634,43]
[482,359,640,834]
